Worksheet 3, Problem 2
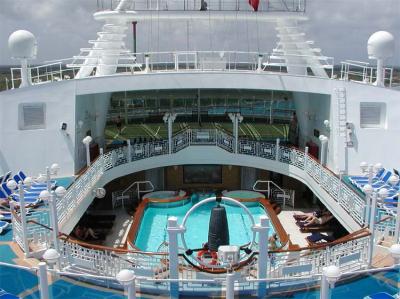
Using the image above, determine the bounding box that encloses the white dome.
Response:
[8,30,37,59]
[367,31,395,59]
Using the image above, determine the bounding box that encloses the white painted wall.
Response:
[1,71,400,177]
[0,81,76,177]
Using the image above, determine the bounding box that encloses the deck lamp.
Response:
[55,186,66,198]
[323,265,341,287]
[50,163,60,175]
[116,269,136,299]
[6,179,18,191]
[39,190,51,201]
[82,136,93,167]
[388,175,400,186]
[23,177,34,188]
[43,248,60,267]
[390,244,400,262]
[36,174,47,184]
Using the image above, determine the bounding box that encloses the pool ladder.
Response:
[112,180,154,208]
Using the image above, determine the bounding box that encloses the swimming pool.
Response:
[134,193,274,252]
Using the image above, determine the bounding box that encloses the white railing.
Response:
[56,155,106,226]
[8,50,335,89]
[13,128,370,259]
[340,60,394,87]
[97,0,306,12]
[112,180,155,208]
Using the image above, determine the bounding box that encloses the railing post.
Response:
[257,54,263,72]
[49,192,60,253]
[167,217,183,299]
[127,139,132,162]
[304,146,309,171]
[38,262,50,299]
[174,53,179,71]
[18,182,30,256]
[252,215,269,298]
[368,192,378,267]
[226,270,235,299]
[275,138,280,161]
[395,192,400,243]
[145,54,150,73]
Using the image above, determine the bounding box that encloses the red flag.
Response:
[248,0,259,11]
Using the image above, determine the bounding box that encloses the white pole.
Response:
[49,192,60,253]
[257,54,263,72]
[320,274,329,299]
[127,279,136,299]
[368,165,374,185]
[145,55,150,73]
[18,182,30,256]
[255,215,269,298]
[368,192,378,267]
[304,146,309,170]
[364,193,371,228]
[85,142,91,167]
[168,116,173,155]
[376,58,384,87]
[395,193,400,243]
[226,271,235,299]
[20,58,31,88]
[127,139,132,162]
[167,216,181,299]
[275,138,280,161]
[46,167,51,192]
[38,262,50,299]
[235,117,238,154]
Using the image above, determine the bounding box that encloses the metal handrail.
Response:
[121,180,154,197]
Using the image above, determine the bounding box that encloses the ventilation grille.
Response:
[360,102,385,128]
[19,103,46,130]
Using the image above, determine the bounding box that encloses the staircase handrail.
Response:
[121,180,155,197]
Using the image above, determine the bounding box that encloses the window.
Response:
[360,102,386,128]
[19,103,46,130]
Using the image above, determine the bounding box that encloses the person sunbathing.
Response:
[74,225,98,241]
[302,212,333,227]
[268,233,279,251]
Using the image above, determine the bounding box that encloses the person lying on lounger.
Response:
[301,212,333,227]
[268,233,279,250]
[74,225,99,241]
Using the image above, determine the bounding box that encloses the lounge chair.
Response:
[19,171,57,186]
[0,221,10,234]
[13,174,48,191]
[306,232,335,245]
[0,289,20,299]
[349,168,385,184]
[353,170,392,189]
[0,184,41,206]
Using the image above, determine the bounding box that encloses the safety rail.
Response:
[112,180,155,208]
[8,50,336,89]
[252,180,293,207]
[96,0,306,12]
[340,60,394,87]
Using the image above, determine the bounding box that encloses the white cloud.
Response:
[0,0,399,65]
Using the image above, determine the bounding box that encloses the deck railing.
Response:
[8,50,335,89]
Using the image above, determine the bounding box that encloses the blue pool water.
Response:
[135,193,273,252]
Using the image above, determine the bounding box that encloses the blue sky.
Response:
[0,0,399,65]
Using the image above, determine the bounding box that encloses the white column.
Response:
[395,193,400,243]
[257,54,263,72]
[85,142,91,167]
[145,55,150,73]
[368,192,378,267]
[375,58,384,87]
[168,116,173,154]
[20,58,31,88]
[364,193,371,228]
[275,138,280,161]
[46,167,51,192]
[127,139,132,162]
[253,215,269,298]
[225,271,235,299]
[49,192,60,253]
[304,146,309,170]
[18,182,30,256]
[167,216,183,299]
[320,274,329,299]
[368,165,374,185]
[38,262,50,299]
[127,280,136,299]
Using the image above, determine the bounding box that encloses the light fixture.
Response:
[23,177,34,188]
[323,265,341,286]
[360,161,368,172]
[6,179,18,191]
[389,244,400,261]
[116,269,135,286]
[55,186,67,198]
[42,248,60,265]
[362,184,373,195]
[39,190,51,201]
[50,163,60,175]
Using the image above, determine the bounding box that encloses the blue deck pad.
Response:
[0,265,38,297]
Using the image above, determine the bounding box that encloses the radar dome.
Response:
[367,31,395,59]
[8,30,37,59]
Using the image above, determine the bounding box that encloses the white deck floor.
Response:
[95,207,134,248]
[277,209,314,248]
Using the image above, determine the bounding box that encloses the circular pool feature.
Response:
[134,193,273,252]
[142,190,187,202]
[222,190,265,201]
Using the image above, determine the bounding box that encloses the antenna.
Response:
[367,31,395,87]
[8,30,37,88]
